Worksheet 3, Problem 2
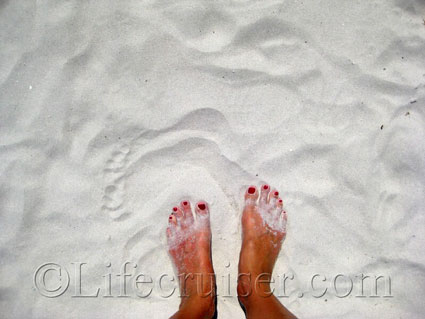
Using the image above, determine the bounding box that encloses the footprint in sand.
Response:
[102,144,132,220]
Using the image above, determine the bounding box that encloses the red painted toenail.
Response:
[248,187,256,194]
[263,185,269,190]
[173,207,178,212]
[169,216,173,220]
[279,199,283,203]
[183,201,188,206]
[274,191,279,196]
[198,203,206,210]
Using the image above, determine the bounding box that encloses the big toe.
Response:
[195,201,211,226]
[244,185,259,206]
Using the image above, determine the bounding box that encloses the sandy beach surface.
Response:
[1,0,425,318]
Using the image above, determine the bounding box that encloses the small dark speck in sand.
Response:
[405,111,410,116]
[256,174,258,177]
[410,100,417,104]
[380,125,384,130]
[383,68,386,71]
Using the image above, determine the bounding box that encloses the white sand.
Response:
[1,0,425,318]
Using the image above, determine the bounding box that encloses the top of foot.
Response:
[244,184,287,234]
[238,184,288,299]
[166,200,216,318]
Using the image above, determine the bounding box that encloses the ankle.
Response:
[172,295,216,319]
[237,271,274,298]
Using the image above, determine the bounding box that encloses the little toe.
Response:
[282,210,288,221]
[180,200,194,224]
[166,215,179,247]
[259,184,270,205]
[245,185,259,206]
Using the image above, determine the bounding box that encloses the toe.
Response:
[169,214,178,225]
[195,201,209,217]
[277,198,283,211]
[268,189,280,205]
[282,210,287,221]
[172,206,183,218]
[259,184,270,205]
[244,185,259,205]
[167,214,178,239]
[180,200,194,224]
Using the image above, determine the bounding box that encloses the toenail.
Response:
[173,207,178,212]
[183,201,188,206]
[274,191,279,196]
[169,216,173,220]
[248,187,256,194]
[198,203,206,210]
[263,185,269,190]
[279,199,283,203]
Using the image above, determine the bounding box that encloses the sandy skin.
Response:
[166,184,296,318]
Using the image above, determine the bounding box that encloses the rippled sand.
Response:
[1,0,425,318]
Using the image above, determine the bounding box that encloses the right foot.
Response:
[238,184,295,318]
[166,200,216,319]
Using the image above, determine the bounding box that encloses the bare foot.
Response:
[238,184,296,319]
[166,200,216,319]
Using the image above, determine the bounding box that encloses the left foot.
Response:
[166,200,216,319]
